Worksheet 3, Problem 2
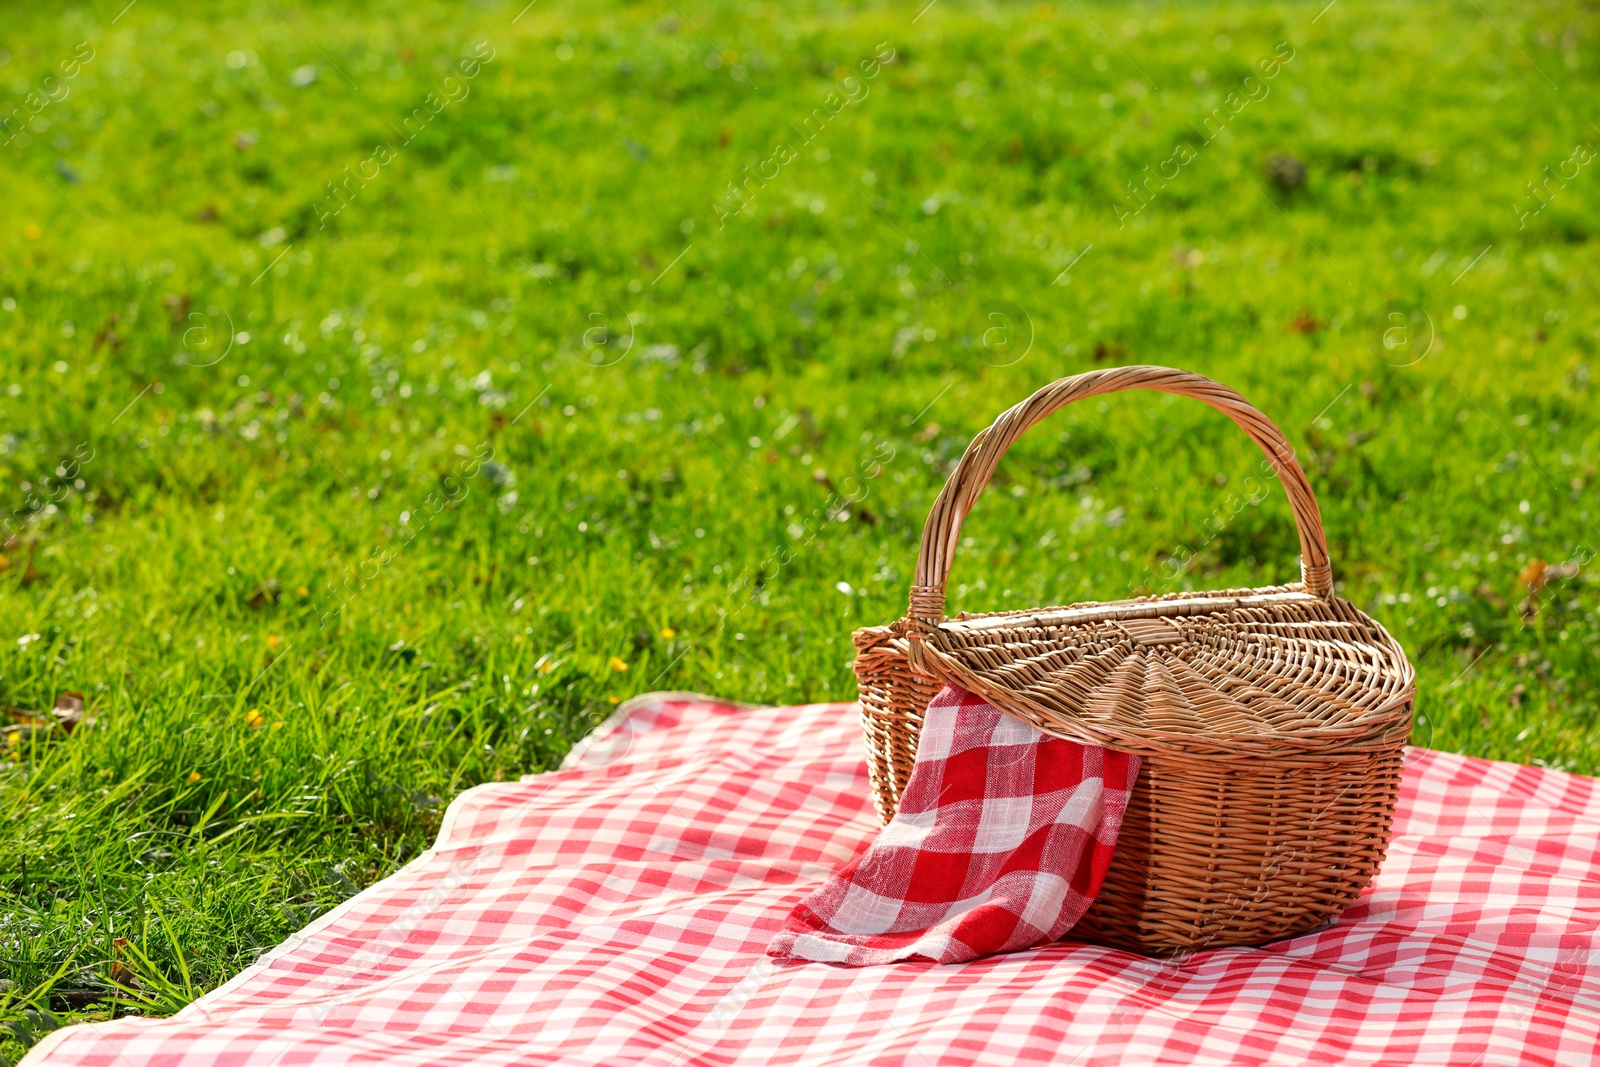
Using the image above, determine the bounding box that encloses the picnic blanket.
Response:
[26,692,1600,1066]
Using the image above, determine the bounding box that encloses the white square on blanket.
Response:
[1052,777,1105,835]
[988,712,1041,749]
[831,881,913,935]
[1015,871,1070,933]
[970,793,1035,853]
[913,703,957,762]
[876,806,938,850]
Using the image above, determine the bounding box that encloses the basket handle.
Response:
[907,365,1332,649]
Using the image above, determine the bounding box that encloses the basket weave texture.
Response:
[853,366,1415,956]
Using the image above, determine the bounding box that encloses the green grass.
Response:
[1,0,1598,1056]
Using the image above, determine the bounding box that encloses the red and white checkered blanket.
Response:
[27,693,1600,1066]
[770,684,1140,965]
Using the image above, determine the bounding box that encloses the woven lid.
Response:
[902,367,1414,759]
[917,586,1412,758]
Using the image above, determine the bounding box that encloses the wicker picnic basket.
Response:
[853,365,1415,956]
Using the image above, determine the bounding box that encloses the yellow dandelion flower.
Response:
[659,627,676,640]
[537,658,555,674]
[609,656,628,672]
[265,634,281,649]
[607,695,621,705]
[7,750,19,762]
[270,721,285,730]
[186,770,202,783]
[24,224,42,241]
[296,586,309,597]
[244,708,265,728]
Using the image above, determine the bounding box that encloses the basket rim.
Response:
[942,584,1328,632]
[854,582,1416,760]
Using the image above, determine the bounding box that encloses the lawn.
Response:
[2,0,1598,1057]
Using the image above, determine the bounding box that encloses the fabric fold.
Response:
[769,684,1140,966]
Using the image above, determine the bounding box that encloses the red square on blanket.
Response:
[769,684,1141,965]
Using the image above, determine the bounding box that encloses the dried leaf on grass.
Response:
[1518,557,1581,618]
[1519,557,1580,595]
[51,692,86,731]
[2,692,93,748]
[248,578,281,607]
[99,910,198,1015]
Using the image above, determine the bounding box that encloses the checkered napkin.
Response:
[768,684,1141,965]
